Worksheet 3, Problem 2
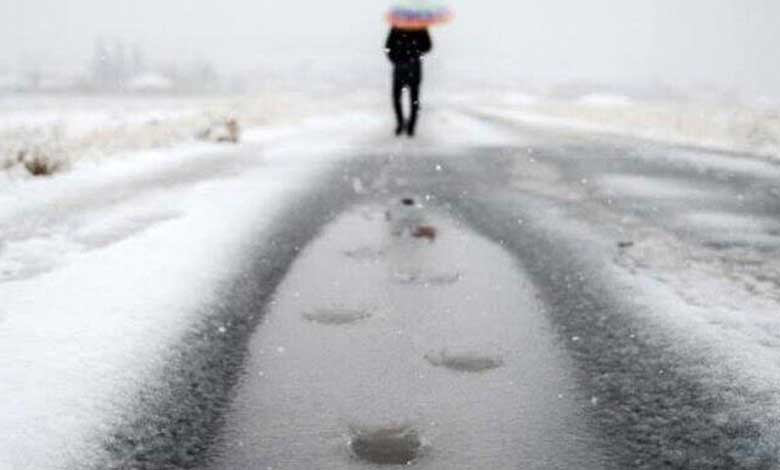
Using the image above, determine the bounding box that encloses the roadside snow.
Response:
[472,94,780,161]
[0,92,385,175]
[504,141,780,451]
[0,111,384,470]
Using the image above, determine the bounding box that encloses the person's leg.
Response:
[407,81,420,136]
[407,63,422,136]
[392,69,405,136]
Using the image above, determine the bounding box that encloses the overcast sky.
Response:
[2,0,779,97]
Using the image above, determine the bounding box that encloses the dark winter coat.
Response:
[385,28,433,65]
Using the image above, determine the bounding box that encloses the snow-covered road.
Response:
[2,106,780,469]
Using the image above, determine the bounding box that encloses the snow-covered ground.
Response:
[3,90,779,178]
[2,90,780,468]
[497,130,780,452]
[0,97,522,469]
[464,92,780,161]
[0,109,385,470]
[0,92,384,175]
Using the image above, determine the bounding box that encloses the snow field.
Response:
[471,93,780,161]
[0,91,386,176]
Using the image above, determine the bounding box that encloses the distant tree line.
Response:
[91,38,222,93]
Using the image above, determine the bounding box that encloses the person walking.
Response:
[385,27,432,137]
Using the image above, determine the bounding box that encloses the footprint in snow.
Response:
[302,309,372,326]
[424,349,504,373]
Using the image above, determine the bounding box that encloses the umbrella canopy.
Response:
[388,0,452,30]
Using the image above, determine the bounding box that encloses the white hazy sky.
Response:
[2,0,779,97]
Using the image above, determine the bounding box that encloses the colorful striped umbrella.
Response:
[388,0,453,30]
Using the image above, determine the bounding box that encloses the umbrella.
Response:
[388,0,453,30]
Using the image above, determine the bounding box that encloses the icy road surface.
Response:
[206,206,601,469]
[3,107,780,470]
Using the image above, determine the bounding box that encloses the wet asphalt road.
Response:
[93,113,780,470]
